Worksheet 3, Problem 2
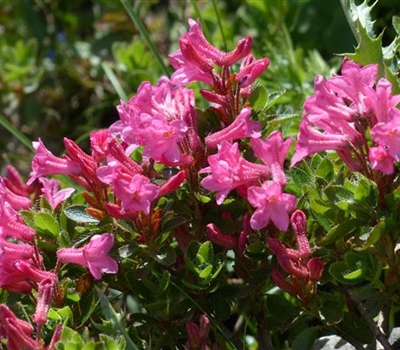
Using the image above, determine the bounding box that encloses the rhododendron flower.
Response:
[291,116,349,166]
[251,131,292,186]
[0,200,36,242]
[247,181,296,231]
[111,77,197,165]
[57,233,118,280]
[327,60,377,115]
[369,146,395,175]
[113,173,159,215]
[170,18,252,85]
[236,55,269,88]
[370,108,400,161]
[39,177,75,210]
[0,304,38,350]
[205,107,261,148]
[200,141,269,205]
[291,60,382,166]
[33,278,54,325]
[364,78,400,124]
[0,178,31,210]
[27,138,81,185]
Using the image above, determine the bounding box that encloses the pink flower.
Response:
[170,18,252,85]
[205,107,261,148]
[0,178,31,210]
[39,177,75,210]
[368,146,395,175]
[370,108,400,161]
[200,141,270,205]
[111,77,197,165]
[33,278,54,325]
[236,55,269,88]
[0,304,38,350]
[251,131,292,186]
[364,78,400,124]
[247,181,296,231]
[327,60,377,115]
[57,233,119,280]
[0,199,36,242]
[90,129,111,162]
[291,117,349,166]
[113,173,159,215]
[27,138,81,185]
[206,223,238,249]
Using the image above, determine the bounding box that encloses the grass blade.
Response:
[0,113,34,152]
[102,62,128,101]
[211,0,227,51]
[120,0,170,77]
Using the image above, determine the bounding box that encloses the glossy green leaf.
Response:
[64,205,100,224]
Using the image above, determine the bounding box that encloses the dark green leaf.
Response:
[292,327,318,350]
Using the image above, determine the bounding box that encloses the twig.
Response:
[346,289,392,350]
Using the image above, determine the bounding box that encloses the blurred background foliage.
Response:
[0,0,398,174]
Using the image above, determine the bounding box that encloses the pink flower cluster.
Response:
[292,59,400,175]
[0,164,119,347]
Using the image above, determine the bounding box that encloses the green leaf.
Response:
[248,85,268,112]
[64,205,100,224]
[358,220,385,250]
[34,212,60,239]
[319,291,344,325]
[321,219,364,245]
[199,265,213,279]
[96,287,139,350]
[330,262,364,285]
[292,327,318,350]
[336,312,374,344]
[341,0,400,92]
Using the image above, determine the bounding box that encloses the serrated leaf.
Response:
[64,205,100,224]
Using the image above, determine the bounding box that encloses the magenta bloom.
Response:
[113,173,159,215]
[370,108,400,162]
[364,78,400,124]
[247,181,296,231]
[200,141,270,205]
[236,55,270,88]
[111,77,197,165]
[57,233,119,280]
[170,18,252,85]
[369,146,395,175]
[0,304,38,350]
[39,177,75,210]
[27,138,81,185]
[0,178,31,210]
[251,131,292,186]
[291,60,380,166]
[205,107,261,148]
